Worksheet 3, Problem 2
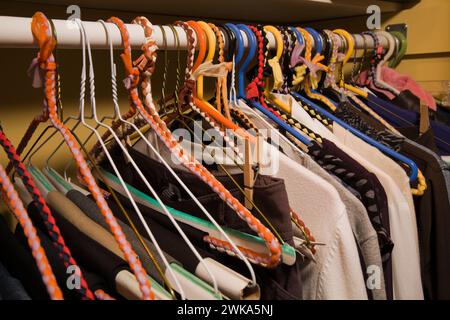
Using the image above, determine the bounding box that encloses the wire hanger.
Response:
[16,11,155,300]
[75,17,200,300]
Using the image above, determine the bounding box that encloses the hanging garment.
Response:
[233,99,386,297]
[362,93,450,156]
[329,127,423,300]
[337,99,450,299]
[65,189,181,284]
[357,67,437,111]
[15,202,109,299]
[0,214,50,299]
[99,144,303,300]
[0,261,30,300]
[132,118,368,300]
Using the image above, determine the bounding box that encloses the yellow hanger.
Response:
[333,29,368,98]
[261,25,293,114]
[296,27,336,112]
[263,25,284,90]
[197,21,216,99]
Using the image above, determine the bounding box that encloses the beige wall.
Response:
[309,0,450,93]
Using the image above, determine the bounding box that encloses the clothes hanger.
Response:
[373,30,401,95]
[255,26,323,146]
[289,31,421,183]
[290,91,420,182]
[41,131,183,301]
[105,17,284,269]
[112,17,260,295]
[74,17,195,300]
[161,22,251,141]
[233,24,312,148]
[132,21,295,262]
[196,21,215,98]
[98,19,260,300]
[294,27,336,112]
[82,18,230,300]
[332,29,369,98]
[320,30,403,136]
[17,12,154,300]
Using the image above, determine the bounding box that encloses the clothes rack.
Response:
[0,16,389,50]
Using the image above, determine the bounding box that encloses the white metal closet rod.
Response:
[0,16,388,50]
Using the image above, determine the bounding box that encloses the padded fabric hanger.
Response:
[108,17,283,268]
[14,12,154,299]
[294,27,336,112]
[76,18,198,300]
[129,17,259,290]
[333,29,369,98]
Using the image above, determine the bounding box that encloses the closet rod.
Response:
[0,16,389,50]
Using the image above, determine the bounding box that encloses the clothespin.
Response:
[243,138,254,210]
[419,100,430,137]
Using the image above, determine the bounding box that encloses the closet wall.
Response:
[309,0,450,95]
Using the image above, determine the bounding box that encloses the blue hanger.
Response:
[236,24,256,98]
[230,23,312,147]
[304,27,323,55]
[225,23,244,66]
[291,92,419,182]
[289,26,304,46]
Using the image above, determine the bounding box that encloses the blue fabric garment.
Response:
[363,93,450,156]
[0,261,30,300]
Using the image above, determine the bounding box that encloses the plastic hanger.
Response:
[333,29,369,98]
[171,22,252,141]
[304,27,323,56]
[196,21,216,99]
[321,30,403,136]
[294,27,336,112]
[232,24,312,147]
[290,91,419,181]
[374,30,401,95]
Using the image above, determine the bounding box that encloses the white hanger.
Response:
[77,18,225,299]
[374,30,400,95]
[97,18,259,291]
[74,18,190,300]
